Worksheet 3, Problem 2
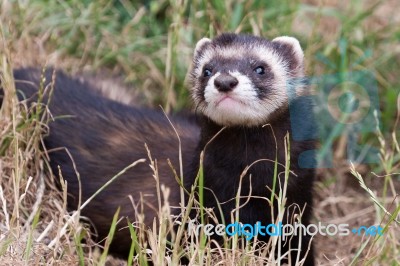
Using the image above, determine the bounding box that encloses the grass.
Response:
[1,0,400,265]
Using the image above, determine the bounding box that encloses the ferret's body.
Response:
[2,33,315,265]
[9,68,200,256]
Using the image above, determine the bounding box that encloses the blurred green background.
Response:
[2,0,399,129]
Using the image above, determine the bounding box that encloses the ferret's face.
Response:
[190,33,305,127]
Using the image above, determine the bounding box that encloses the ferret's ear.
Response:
[194,38,212,57]
[272,36,304,76]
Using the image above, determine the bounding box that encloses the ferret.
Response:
[1,33,315,265]
[186,33,315,265]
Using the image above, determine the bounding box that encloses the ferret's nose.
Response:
[214,74,238,92]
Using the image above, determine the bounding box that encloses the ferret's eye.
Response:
[254,66,265,75]
[203,69,212,77]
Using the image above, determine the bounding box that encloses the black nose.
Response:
[214,74,238,92]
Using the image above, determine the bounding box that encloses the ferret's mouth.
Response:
[215,95,245,107]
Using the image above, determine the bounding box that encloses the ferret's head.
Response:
[189,33,305,127]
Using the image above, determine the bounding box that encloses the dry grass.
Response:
[0,54,80,264]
